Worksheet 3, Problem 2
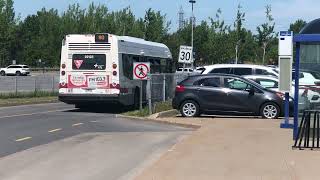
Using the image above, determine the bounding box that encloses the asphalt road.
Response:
[0,103,190,180]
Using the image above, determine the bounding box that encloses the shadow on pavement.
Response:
[65,104,133,114]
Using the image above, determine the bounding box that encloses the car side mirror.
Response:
[246,87,255,95]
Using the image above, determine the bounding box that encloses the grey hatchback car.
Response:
[172,74,290,119]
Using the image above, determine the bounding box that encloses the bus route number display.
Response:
[133,62,150,80]
[178,45,193,64]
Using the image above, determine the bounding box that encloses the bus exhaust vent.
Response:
[68,43,111,51]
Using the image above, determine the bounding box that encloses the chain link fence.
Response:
[0,75,60,93]
[146,73,190,114]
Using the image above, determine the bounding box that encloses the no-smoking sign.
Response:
[133,62,150,80]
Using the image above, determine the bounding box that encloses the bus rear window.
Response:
[72,54,106,70]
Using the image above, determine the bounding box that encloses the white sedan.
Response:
[243,75,320,112]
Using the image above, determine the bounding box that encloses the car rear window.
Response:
[23,66,29,68]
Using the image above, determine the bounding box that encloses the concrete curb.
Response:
[116,114,201,129]
[155,109,179,118]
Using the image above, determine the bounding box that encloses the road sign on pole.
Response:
[133,62,150,80]
[178,45,193,64]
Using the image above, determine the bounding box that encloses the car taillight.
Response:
[276,92,285,100]
[176,85,185,92]
[59,82,67,89]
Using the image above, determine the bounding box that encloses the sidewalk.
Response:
[136,117,320,180]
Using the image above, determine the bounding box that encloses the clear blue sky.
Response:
[13,0,320,33]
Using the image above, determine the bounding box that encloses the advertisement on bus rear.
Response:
[68,75,109,88]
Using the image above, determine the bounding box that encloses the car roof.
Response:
[203,64,271,69]
[243,75,278,81]
[188,73,246,79]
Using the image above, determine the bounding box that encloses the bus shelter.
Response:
[293,18,320,138]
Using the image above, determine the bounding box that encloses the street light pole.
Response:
[235,43,239,64]
[235,39,245,64]
[189,0,196,68]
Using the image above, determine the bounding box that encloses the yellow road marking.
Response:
[15,137,32,142]
[72,123,83,127]
[48,128,62,133]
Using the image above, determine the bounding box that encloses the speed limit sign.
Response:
[178,45,193,64]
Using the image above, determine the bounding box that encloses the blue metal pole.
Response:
[285,92,290,123]
[293,43,301,140]
[281,92,293,129]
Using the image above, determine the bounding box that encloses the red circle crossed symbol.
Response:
[134,63,149,79]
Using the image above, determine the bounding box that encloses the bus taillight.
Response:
[112,64,117,69]
[113,71,117,76]
[59,82,68,89]
[61,71,66,76]
[61,64,66,69]
[110,83,120,89]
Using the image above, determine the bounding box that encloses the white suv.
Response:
[0,65,30,76]
[201,64,279,77]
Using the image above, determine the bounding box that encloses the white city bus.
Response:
[58,33,173,108]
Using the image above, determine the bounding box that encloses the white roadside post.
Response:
[133,62,150,113]
[279,31,294,129]
[179,45,193,74]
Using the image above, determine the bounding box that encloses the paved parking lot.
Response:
[136,117,320,180]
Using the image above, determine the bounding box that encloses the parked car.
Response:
[172,74,292,119]
[195,67,206,74]
[176,67,194,74]
[292,70,320,85]
[201,64,279,77]
[243,75,318,112]
[0,65,30,76]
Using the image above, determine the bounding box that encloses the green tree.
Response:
[0,0,17,66]
[144,8,170,42]
[256,5,276,64]
[289,19,307,34]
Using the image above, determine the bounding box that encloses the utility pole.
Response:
[235,39,245,64]
[189,0,196,68]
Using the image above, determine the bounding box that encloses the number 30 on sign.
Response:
[178,45,193,64]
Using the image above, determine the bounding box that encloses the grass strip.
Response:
[0,96,58,107]
[0,91,58,99]
[123,101,172,117]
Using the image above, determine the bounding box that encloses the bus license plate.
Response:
[88,76,108,88]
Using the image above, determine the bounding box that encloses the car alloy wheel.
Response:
[262,103,279,119]
[181,100,199,117]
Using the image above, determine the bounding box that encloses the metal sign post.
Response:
[133,62,150,112]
